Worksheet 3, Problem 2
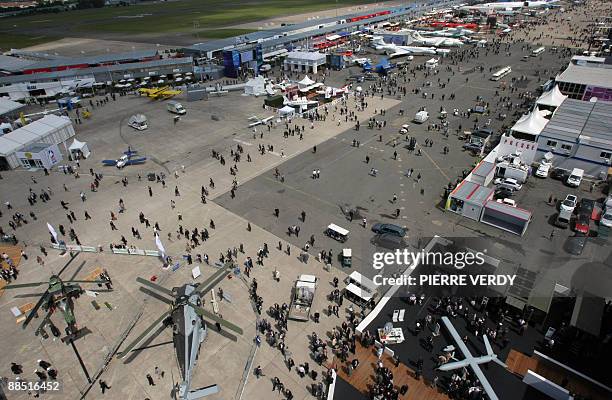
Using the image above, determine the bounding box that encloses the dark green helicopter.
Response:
[4,255,110,338]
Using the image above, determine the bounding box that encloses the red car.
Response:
[574,214,590,235]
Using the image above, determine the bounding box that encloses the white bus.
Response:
[491,66,512,81]
[532,47,545,56]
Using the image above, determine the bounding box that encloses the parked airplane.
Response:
[438,316,507,400]
[101,147,146,168]
[283,96,318,110]
[371,37,437,58]
[460,0,560,13]
[406,31,464,47]
[420,27,475,38]
[248,115,274,128]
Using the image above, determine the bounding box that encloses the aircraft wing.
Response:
[102,159,117,166]
[387,48,411,58]
[441,316,473,359]
[471,363,500,400]
[125,157,146,165]
[431,37,446,46]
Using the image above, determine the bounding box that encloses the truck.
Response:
[167,100,186,115]
[288,274,317,321]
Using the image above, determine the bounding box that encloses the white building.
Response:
[0,114,75,170]
[535,99,612,179]
[283,52,327,74]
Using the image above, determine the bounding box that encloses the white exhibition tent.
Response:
[0,114,74,169]
[510,109,549,137]
[297,75,315,89]
[536,85,567,108]
[69,138,91,159]
[278,105,296,116]
[244,76,266,96]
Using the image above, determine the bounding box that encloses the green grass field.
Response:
[0,0,382,49]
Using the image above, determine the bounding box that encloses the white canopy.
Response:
[536,85,567,107]
[298,75,315,88]
[68,138,90,158]
[278,105,295,116]
[511,110,549,136]
[244,76,266,96]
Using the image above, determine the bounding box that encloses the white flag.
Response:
[47,222,58,243]
[155,233,166,258]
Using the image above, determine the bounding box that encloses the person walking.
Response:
[99,380,111,394]
[146,373,155,386]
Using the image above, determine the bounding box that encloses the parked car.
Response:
[495,178,522,191]
[535,163,551,178]
[496,198,516,207]
[371,223,406,237]
[600,207,612,228]
[550,168,569,181]
[573,213,590,235]
[554,209,572,229]
[564,233,587,255]
[576,198,595,219]
[462,142,483,152]
[494,187,515,199]
[560,194,577,213]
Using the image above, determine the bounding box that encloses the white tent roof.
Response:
[511,110,549,136]
[0,137,21,156]
[536,85,567,107]
[298,76,315,86]
[279,105,295,115]
[69,138,87,151]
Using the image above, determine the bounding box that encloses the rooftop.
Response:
[538,98,612,146]
[0,97,24,115]
[556,62,612,88]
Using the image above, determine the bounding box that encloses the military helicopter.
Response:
[118,264,243,399]
[4,255,109,338]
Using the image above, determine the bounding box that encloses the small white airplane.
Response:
[371,37,437,58]
[248,115,274,127]
[406,31,464,47]
[420,27,475,38]
[438,316,507,400]
[283,96,318,109]
[460,0,560,13]
[352,57,371,66]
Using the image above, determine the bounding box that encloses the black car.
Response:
[494,187,514,199]
[371,233,408,250]
[576,198,595,217]
[550,168,569,181]
[564,233,587,255]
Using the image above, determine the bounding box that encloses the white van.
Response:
[414,111,429,123]
[167,100,186,115]
[566,168,584,187]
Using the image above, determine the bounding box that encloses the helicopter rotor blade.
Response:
[204,321,238,342]
[195,267,230,295]
[118,309,172,359]
[63,280,106,284]
[57,253,79,277]
[139,287,174,305]
[68,260,87,281]
[136,277,175,297]
[188,301,243,335]
[4,282,48,289]
[23,291,50,329]
[13,292,46,298]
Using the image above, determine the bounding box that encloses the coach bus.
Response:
[491,66,512,81]
[532,47,545,56]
